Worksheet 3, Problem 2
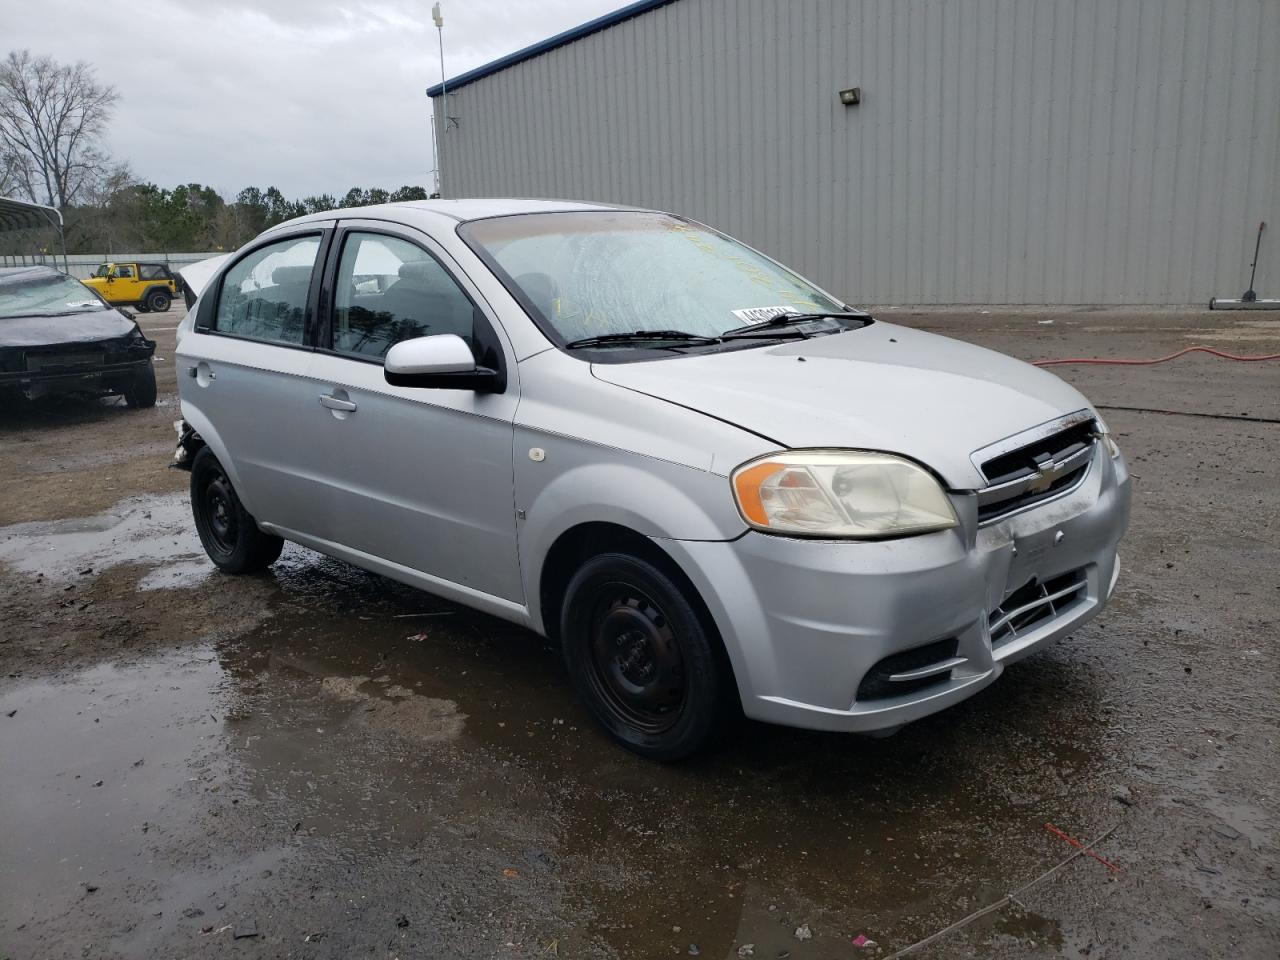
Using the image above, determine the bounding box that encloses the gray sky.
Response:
[1,0,624,199]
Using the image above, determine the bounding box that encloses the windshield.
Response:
[0,272,109,319]
[93,264,111,277]
[460,212,848,348]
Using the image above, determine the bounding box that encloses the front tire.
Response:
[124,363,157,408]
[190,447,284,573]
[561,552,736,761]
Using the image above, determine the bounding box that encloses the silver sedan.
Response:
[174,199,1130,760]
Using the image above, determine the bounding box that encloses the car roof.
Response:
[266,197,651,234]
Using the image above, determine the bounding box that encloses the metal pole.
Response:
[437,22,447,197]
[57,218,69,273]
[429,105,440,198]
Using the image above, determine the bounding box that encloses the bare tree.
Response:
[0,50,121,209]
[0,149,22,196]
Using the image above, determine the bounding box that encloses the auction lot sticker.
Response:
[730,305,799,325]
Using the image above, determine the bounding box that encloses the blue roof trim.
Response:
[426,0,678,98]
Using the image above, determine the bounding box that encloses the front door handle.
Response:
[319,394,357,412]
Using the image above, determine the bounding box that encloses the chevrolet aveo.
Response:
[174,199,1130,760]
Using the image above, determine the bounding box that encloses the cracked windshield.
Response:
[463,211,847,343]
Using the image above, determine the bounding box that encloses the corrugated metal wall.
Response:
[436,0,1279,305]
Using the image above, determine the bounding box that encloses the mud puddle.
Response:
[2,562,1132,958]
[0,494,207,586]
[0,493,1145,957]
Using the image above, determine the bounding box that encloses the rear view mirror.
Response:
[384,334,504,392]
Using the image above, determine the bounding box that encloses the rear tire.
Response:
[146,289,171,312]
[190,447,284,573]
[124,363,157,408]
[560,552,736,761]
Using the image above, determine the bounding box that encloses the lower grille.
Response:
[989,570,1087,648]
[856,637,960,701]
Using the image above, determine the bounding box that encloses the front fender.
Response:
[516,440,748,633]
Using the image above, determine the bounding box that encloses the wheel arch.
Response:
[537,521,735,681]
[177,400,258,514]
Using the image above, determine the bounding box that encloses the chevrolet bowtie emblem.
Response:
[1026,457,1068,494]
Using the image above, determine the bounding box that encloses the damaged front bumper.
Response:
[661,445,1131,734]
[0,358,154,400]
[0,335,155,401]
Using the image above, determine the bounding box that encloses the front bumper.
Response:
[0,358,152,400]
[661,446,1130,733]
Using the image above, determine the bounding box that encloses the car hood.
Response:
[0,308,137,348]
[590,321,1093,489]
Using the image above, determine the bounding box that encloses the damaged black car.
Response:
[0,265,157,407]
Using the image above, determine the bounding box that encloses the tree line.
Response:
[69,182,431,255]
[1,50,430,256]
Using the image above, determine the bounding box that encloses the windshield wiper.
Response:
[719,311,867,339]
[564,329,721,349]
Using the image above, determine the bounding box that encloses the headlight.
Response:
[732,450,958,539]
[1095,418,1121,459]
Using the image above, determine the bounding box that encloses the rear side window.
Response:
[214,236,320,345]
[138,264,167,280]
[331,232,481,360]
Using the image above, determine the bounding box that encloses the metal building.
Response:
[430,0,1279,306]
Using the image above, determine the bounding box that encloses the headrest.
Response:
[398,260,439,283]
[271,265,313,286]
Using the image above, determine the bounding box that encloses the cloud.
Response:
[2,0,625,198]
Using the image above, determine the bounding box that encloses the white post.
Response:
[432,2,446,198]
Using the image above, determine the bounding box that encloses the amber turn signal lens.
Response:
[733,460,785,526]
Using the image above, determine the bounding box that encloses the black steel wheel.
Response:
[190,447,284,573]
[561,552,737,760]
[585,585,687,735]
[146,289,171,312]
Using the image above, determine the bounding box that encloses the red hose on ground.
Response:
[1033,345,1280,367]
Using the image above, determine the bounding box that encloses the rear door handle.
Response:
[319,394,357,412]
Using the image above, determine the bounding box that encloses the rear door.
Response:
[177,227,332,532]
[295,220,523,603]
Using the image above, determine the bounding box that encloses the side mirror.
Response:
[106,274,114,283]
[384,334,504,392]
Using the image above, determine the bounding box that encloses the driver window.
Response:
[114,265,134,279]
[332,233,480,361]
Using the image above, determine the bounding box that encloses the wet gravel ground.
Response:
[1,305,1277,959]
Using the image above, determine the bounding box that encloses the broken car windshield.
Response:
[460,212,856,353]
[0,273,109,320]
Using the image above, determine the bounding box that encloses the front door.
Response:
[299,223,523,604]
[111,264,144,303]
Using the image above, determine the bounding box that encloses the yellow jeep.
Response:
[83,262,179,313]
